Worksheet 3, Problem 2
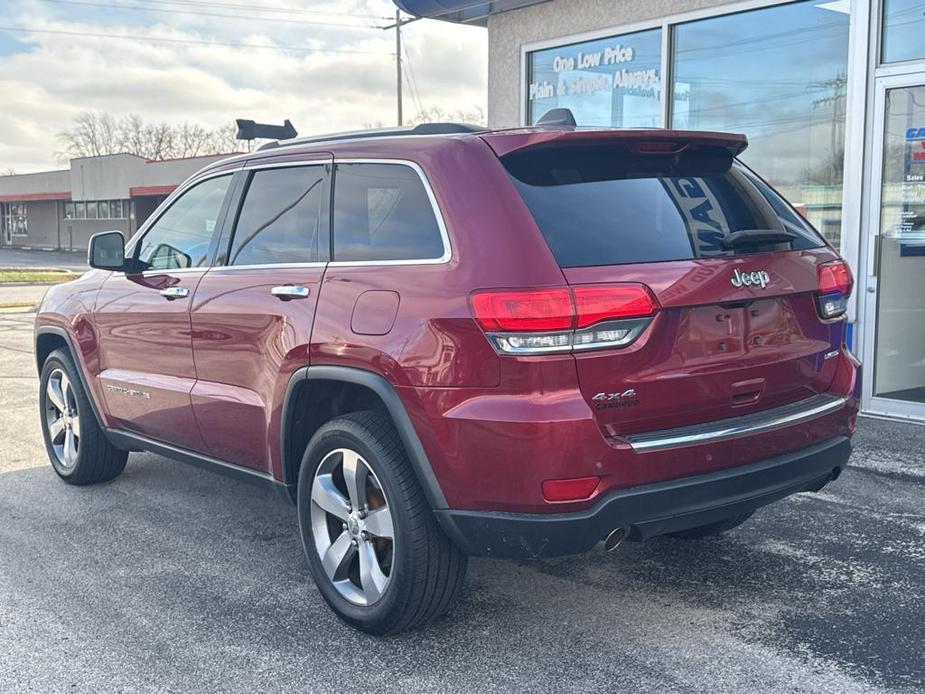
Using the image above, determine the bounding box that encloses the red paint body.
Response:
[35,127,859,518]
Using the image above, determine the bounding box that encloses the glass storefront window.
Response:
[2,203,28,236]
[881,0,925,64]
[526,28,661,127]
[671,0,849,247]
[872,84,925,405]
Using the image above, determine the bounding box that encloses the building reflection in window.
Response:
[672,0,850,248]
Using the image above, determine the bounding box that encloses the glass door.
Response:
[862,76,925,420]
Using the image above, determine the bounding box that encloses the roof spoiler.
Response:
[481,129,749,158]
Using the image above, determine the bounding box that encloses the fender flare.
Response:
[34,325,108,433]
[281,365,448,510]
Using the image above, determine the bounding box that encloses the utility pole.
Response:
[382,12,420,127]
[395,9,402,126]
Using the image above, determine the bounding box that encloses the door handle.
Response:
[271,285,310,300]
[159,286,189,300]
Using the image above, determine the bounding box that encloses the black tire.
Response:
[39,348,128,485]
[667,512,754,539]
[297,411,467,635]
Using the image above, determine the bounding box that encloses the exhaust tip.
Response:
[603,527,628,552]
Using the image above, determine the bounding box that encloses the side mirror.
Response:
[88,230,126,271]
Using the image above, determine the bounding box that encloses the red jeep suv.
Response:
[34,119,860,634]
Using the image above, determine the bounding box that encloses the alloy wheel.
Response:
[310,448,394,606]
[44,368,80,468]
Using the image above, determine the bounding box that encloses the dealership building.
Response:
[395,0,925,422]
[0,152,234,253]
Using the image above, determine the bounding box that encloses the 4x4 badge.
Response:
[591,389,640,410]
[730,268,770,289]
[592,390,636,400]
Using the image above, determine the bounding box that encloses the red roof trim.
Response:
[130,185,177,197]
[0,191,71,202]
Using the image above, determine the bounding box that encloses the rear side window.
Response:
[228,166,325,266]
[503,145,824,268]
[332,163,445,262]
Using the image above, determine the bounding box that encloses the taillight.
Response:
[470,284,659,354]
[470,288,572,332]
[816,259,853,319]
[572,285,657,327]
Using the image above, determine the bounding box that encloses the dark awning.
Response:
[392,0,547,26]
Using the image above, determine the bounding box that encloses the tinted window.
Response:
[229,166,325,266]
[504,145,824,268]
[136,175,231,271]
[333,163,445,262]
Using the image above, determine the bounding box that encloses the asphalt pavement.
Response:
[0,247,88,272]
[0,310,923,693]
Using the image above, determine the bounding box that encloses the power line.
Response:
[401,41,424,115]
[0,25,395,55]
[124,0,388,19]
[37,0,385,28]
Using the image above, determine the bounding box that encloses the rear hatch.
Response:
[487,130,848,437]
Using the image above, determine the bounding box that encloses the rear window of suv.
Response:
[502,144,824,268]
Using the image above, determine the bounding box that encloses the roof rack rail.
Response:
[258,122,487,151]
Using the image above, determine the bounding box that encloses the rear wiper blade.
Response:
[721,229,797,249]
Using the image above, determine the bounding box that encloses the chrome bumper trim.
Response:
[625,394,848,453]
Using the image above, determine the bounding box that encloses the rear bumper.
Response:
[436,435,851,558]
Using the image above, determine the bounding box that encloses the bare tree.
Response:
[57,112,121,160]
[204,122,239,155]
[407,105,486,126]
[57,112,242,161]
[2,168,17,176]
[118,114,148,158]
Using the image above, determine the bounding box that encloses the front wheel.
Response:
[39,348,127,485]
[297,411,467,635]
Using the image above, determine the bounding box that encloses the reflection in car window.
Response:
[136,175,231,271]
[229,166,325,266]
[333,163,444,262]
[503,146,824,268]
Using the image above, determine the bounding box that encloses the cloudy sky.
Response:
[0,0,487,173]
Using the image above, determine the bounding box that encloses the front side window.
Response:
[333,163,445,262]
[228,166,325,266]
[135,175,231,271]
